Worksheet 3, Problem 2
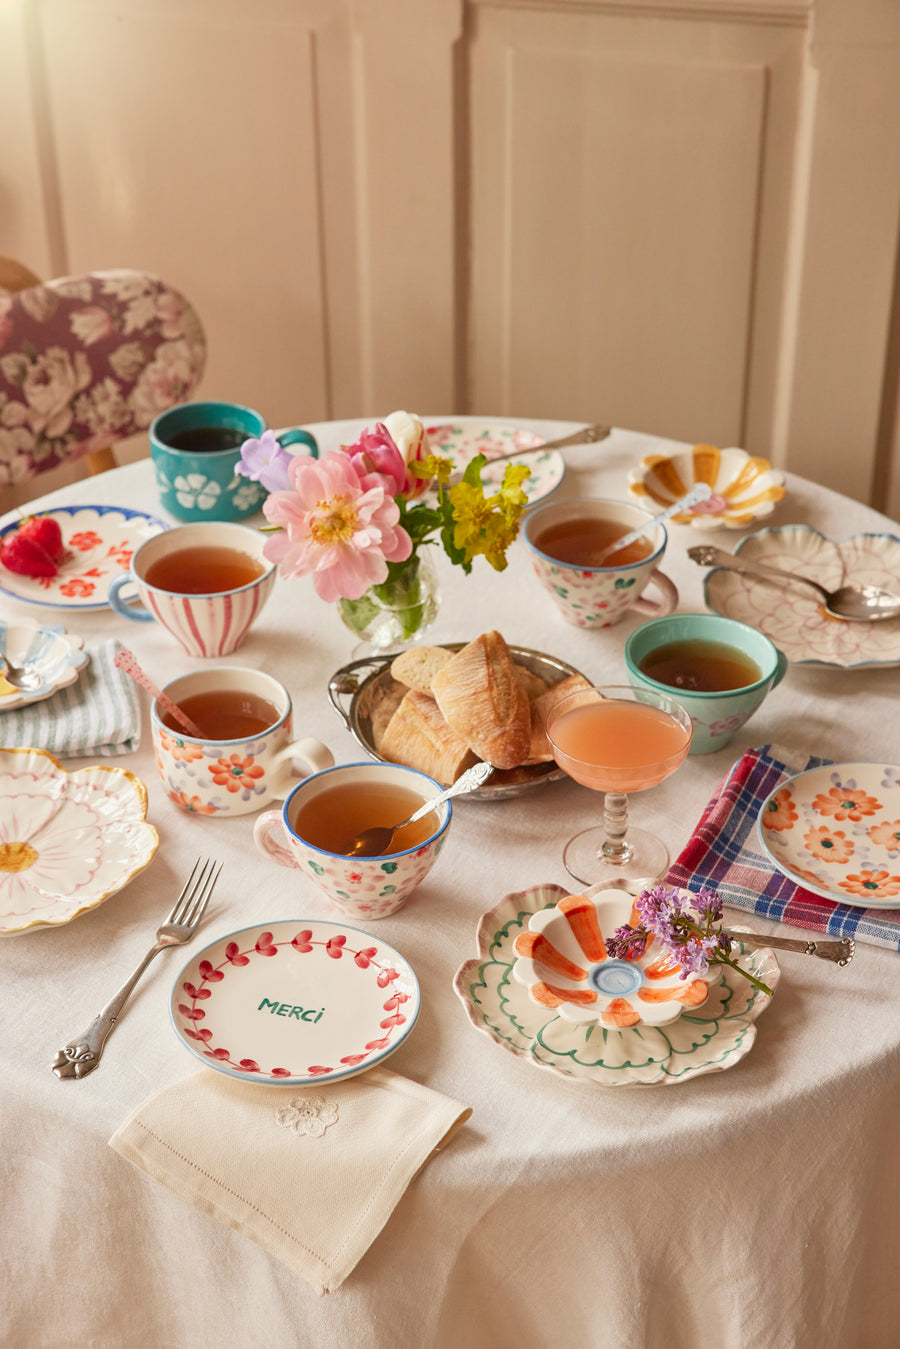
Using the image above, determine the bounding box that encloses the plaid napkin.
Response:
[0,638,140,757]
[665,743,900,951]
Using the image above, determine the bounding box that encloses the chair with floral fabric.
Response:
[0,262,206,485]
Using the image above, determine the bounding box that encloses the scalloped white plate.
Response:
[0,619,89,708]
[0,505,168,610]
[0,747,158,935]
[425,422,565,504]
[454,882,779,1086]
[703,525,900,668]
[170,919,421,1085]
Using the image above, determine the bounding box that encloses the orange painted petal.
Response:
[559,893,607,961]
[691,444,722,486]
[643,455,690,499]
[644,954,682,980]
[513,931,588,981]
[601,998,640,1028]
[638,979,708,1005]
[531,980,597,1008]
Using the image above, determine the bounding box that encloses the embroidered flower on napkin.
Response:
[275,1094,339,1139]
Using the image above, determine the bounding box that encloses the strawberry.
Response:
[18,514,65,562]
[0,532,58,578]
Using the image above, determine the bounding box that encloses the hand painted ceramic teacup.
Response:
[625,612,788,755]
[150,400,317,522]
[523,497,678,628]
[254,762,452,920]
[152,668,334,817]
[107,521,276,657]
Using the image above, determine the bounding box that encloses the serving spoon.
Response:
[343,760,494,857]
[688,544,900,622]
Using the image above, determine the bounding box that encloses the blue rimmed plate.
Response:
[0,505,168,610]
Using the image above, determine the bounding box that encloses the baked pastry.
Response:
[378,688,479,784]
[390,645,453,693]
[430,631,531,771]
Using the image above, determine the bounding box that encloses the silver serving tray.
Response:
[327,644,588,800]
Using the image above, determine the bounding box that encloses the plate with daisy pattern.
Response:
[757,762,900,908]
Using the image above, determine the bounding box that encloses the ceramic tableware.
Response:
[106,520,276,657]
[152,668,334,817]
[0,619,88,708]
[150,399,317,522]
[702,525,900,668]
[425,421,565,504]
[690,544,900,621]
[627,443,786,529]
[0,505,168,610]
[757,761,900,908]
[254,762,452,919]
[522,497,678,628]
[625,612,788,755]
[0,747,159,936]
[170,918,420,1084]
[453,882,780,1087]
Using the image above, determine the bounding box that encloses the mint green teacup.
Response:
[624,613,788,755]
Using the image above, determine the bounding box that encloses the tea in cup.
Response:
[107,521,276,657]
[625,612,788,754]
[254,762,452,919]
[152,667,334,817]
[150,400,317,522]
[523,498,678,627]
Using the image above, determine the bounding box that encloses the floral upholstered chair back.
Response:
[0,269,206,485]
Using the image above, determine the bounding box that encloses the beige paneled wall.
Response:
[2,0,900,518]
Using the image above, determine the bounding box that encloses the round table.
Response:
[2,419,899,1349]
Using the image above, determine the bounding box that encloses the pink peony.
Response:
[342,422,408,495]
[262,450,412,601]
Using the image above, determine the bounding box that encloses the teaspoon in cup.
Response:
[592,483,713,565]
[343,760,494,857]
[688,545,900,622]
[113,648,206,737]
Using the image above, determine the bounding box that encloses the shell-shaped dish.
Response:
[628,444,785,529]
[0,619,89,709]
[511,887,716,1030]
[453,882,779,1087]
[703,525,900,668]
[0,747,159,935]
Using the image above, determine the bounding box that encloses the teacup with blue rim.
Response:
[150,400,317,522]
[625,612,788,755]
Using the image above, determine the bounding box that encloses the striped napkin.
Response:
[665,743,900,952]
[0,638,140,757]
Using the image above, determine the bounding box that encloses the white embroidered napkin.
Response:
[0,638,140,756]
[109,1066,471,1295]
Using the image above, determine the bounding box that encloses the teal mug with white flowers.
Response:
[150,400,317,522]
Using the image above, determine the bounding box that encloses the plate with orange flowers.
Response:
[757,762,900,908]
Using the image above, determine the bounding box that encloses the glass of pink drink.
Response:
[546,684,693,886]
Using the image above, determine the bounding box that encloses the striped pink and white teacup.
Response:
[107,521,276,657]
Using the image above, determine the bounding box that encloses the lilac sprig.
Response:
[606,885,773,997]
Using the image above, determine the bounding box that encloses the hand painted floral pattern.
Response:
[803,826,854,864]
[760,787,798,832]
[812,787,881,821]
[0,270,205,483]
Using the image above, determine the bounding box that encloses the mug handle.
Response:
[265,738,334,799]
[632,568,678,618]
[276,428,318,458]
[107,572,154,622]
[254,810,301,869]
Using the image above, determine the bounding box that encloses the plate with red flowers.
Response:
[170,919,421,1085]
[757,762,900,908]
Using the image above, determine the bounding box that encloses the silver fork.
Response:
[52,858,222,1079]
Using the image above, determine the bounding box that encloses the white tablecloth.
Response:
[2,421,899,1349]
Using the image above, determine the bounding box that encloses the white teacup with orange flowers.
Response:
[151,667,333,818]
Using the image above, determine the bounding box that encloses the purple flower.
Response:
[606,925,648,960]
[693,886,724,921]
[237,430,309,494]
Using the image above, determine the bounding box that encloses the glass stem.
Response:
[601,791,632,863]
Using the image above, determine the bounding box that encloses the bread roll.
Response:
[390,644,453,693]
[527,674,599,762]
[512,661,550,702]
[431,631,531,770]
[379,689,479,785]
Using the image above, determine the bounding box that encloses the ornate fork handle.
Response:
[723,928,855,966]
[52,942,167,1079]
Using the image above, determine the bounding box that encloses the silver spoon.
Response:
[0,653,44,692]
[689,544,900,622]
[343,760,494,857]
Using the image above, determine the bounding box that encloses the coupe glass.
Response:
[546,684,693,886]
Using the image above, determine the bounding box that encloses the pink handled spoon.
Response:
[113,648,206,739]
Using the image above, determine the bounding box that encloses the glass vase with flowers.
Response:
[236,411,531,651]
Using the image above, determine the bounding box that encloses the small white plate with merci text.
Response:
[0,619,88,708]
[170,919,421,1085]
[0,504,168,610]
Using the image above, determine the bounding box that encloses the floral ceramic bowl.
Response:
[454,882,779,1086]
[511,887,716,1030]
[0,747,159,935]
[628,444,785,530]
